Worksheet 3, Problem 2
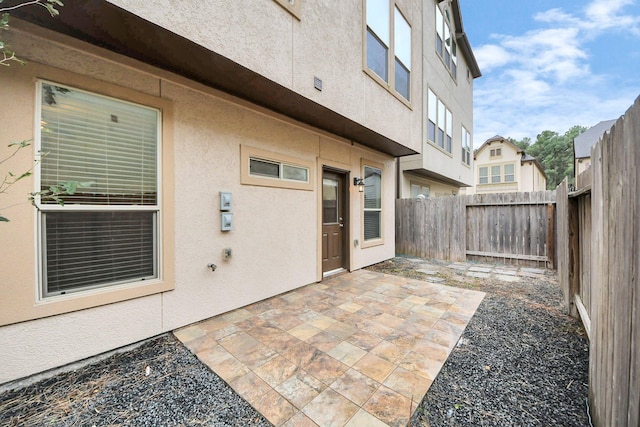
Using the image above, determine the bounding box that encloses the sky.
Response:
[459,0,640,146]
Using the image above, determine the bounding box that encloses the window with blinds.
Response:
[363,165,382,241]
[37,81,160,297]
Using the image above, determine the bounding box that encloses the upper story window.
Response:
[462,126,471,165]
[37,81,161,297]
[479,163,515,185]
[436,5,457,79]
[490,148,502,157]
[427,89,452,153]
[365,0,412,102]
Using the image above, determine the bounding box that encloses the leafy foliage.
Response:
[509,126,586,190]
[0,0,63,66]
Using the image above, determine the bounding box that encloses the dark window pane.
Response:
[446,136,452,153]
[428,121,436,142]
[367,28,388,82]
[364,211,381,240]
[43,211,156,296]
[437,129,445,148]
[394,59,410,100]
[436,36,443,56]
[250,158,280,178]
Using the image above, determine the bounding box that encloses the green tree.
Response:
[1,0,63,66]
[508,136,532,152]
[1,0,69,222]
[518,126,586,190]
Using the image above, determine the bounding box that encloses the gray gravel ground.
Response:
[0,257,590,427]
[0,334,270,426]
[368,257,590,427]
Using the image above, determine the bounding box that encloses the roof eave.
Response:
[12,0,418,158]
[451,0,482,79]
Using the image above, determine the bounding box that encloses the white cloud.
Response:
[471,0,640,146]
[474,44,510,71]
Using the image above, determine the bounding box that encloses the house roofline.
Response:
[13,0,418,157]
[450,0,482,79]
[474,135,547,179]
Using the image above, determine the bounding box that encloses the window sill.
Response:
[361,238,384,249]
[273,0,301,19]
[1,278,174,327]
[363,68,413,110]
[425,140,453,157]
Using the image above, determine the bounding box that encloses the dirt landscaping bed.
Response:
[0,256,589,426]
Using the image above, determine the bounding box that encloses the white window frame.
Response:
[427,88,453,154]
[478,166,488,184]
[35,80,163,298]
[491,165,501,183]
[435,4,457,80]
[365,0,412,103]
[410,183,430,198]
[462,126,471,166]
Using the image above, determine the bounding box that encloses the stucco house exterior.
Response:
[465,136,547,195]
[574,119,616,179]
[399,0,481,198]
[0,0,478,385]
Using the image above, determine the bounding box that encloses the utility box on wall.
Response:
[221,213,233,231]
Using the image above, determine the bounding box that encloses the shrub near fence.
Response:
[396,191,556,267]
[557,95,640,426]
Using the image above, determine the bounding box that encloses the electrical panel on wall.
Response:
[220,192,232,211]
[221,212,233,231]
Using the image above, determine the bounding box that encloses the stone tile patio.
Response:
[174,270,485,427]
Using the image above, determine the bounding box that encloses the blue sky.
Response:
[459,0,640,146]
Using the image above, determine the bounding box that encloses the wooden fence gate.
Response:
[396,191,556,268]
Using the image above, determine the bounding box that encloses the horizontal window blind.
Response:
[38,81,160,298]
[43,211,156,295]
[40,83,158,205]
[364,166,382,240]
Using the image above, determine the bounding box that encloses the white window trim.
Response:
[426,88,453,155]
[462,125,472,166]
[435,4,458,80]
[364,0,413,106]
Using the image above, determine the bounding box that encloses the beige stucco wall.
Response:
[521,162,547,192]
[400,172,461,198]
[0,26,395,384]
[468,140,520,195]
[106,0,422,155]
[466,140,547,195]
[398,0,475,196]
[575,157,591,179]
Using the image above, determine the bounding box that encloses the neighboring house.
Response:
[399,0,481,198]
[574,119,617,179]
[0,0,478,384]
[465,136,547,194]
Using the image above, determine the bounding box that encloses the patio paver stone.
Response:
[175,270,484,427]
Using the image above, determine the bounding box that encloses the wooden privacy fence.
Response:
[557,95,640,426]
[396,191,556,267]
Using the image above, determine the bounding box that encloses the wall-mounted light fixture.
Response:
[353,177,365,192]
